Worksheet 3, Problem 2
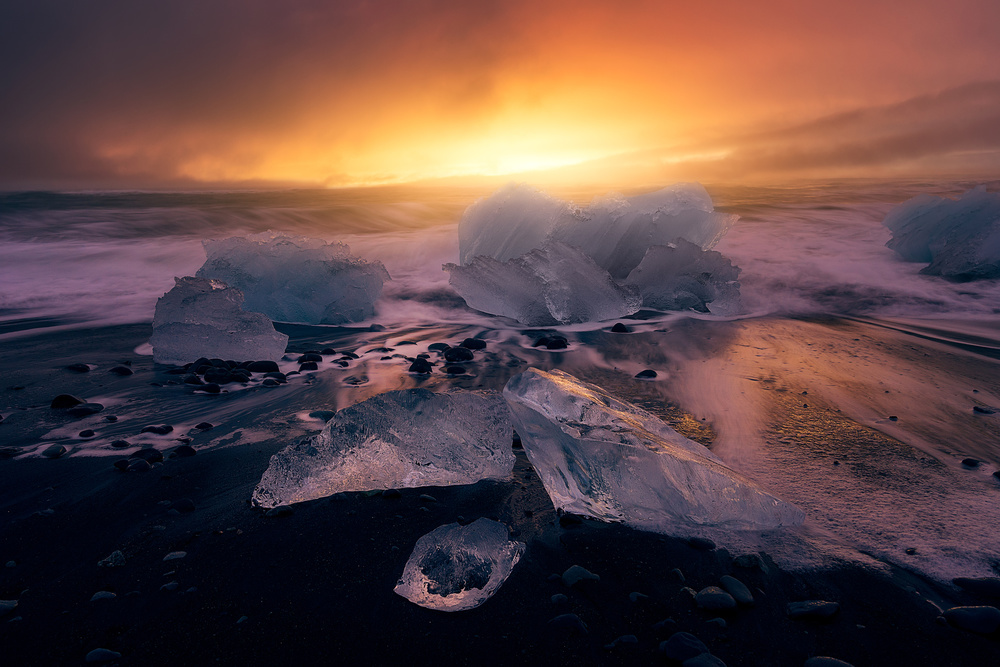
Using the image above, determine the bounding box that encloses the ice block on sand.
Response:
[150,277,288,365]
[197,232,390,324]
[444,242,641,326]
[252,389,514,508]
[503,368,805,531]
[394,519,524,612]
[625,240,742,315]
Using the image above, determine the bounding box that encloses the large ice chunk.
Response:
[394,518,525,612]
[444,242,642,326]
[884,186,1000,281]
[150,276,288,365]
[252,389,514,508]
[503,368,805,531]
[625,240,742,315]
[459,182,738,278]
[196,232,390,324]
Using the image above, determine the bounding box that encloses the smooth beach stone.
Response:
[562,565,600,587]
[720,575,754,606]
[611,322,630,332]
[428,342,450,352]
[203,367,232,383]
[126,459,151,473]
[183,373,204,385]
[659,632,709,662]
[141,424,173,435]
[195,422,214,430]
[130,448,163,463]
[261,378,280,387]
[973,406,996,414]
[79,429,96,438]
[247,360,280,372]
[85,648,121,663]
[50,394,84,409]
[547,614,588,633]
[688,537,717,551]
[90,591,116,601]
[66,363,91,372]
[67,403,105,418]
[444,346,475,362]
[953,577,1000,598]
[635,369,658,379]
[298,361,318,371]
[263,372,287,383]
[961,458,980,468]
[340,351,360,359]
[551,593,569,604]
[320,347,337,355]
[108,365,133,376]
[0,447,21,459]
[443,365,467,375]
[202,383,222,394]
[533,335,569,350]
[408,358,433,374]
[804,658,856,667]
[104,415,118,422]
[787,600,840,620]
[695,586,736,611]
[265,505,294,518]
[110,439,131,449]
[942,605,1000,634]
[460,338,487,350]
[42,444,67,459]
[113,459,129,471]
[298,353,323,363]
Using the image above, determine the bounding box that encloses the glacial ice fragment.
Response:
[150,277,288,365]
[394,518,525,611]
[625,240,742,315]
[196,232,390,324]
[458,182,738,278]
[884,186,1000,281]
[444,242,642,326]
[252,389,514,508]
[502,368,805,531]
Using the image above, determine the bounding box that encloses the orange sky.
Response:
[2,0,999,189]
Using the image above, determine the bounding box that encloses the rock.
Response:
[195,422,214,430]
[720,575,754,606]
[67,403,105,418]
[297,353,323,363]
[113,459,129,471]
[265,505,294,518]
[90,591,117,601]
[605,634,639,649]
[110,439,131,449]
[126,459,151,473]
[551,593,569,604]
[79,429,96,438]
[787,600,840,620]
[0,447,20,459]
[85,648,121,663]
[460,338,487,350]
[953,577,1000,598]
[695,586,736,611]
[562,565,600,587]
[444,346,475,362]
[942,605,1000,634]
[67,363,91,373]
[163,551,187,561]
[961,458,980,468]
[683,655,727,667]
[381,488,402,499]
[973,406,996,414]
[42,444,67,459]
[264,372,287,383]
[321,348,336,355]
[804,658,856,667]
[171,445,197,458]
[130,448,164,463]
[688,537,717,551]
[635,369,657,379]
[108,366,134,376]
[298,361,319,371]
[170,498,196,513]
[98,550,126,567]
[51,394,84,410]
[670,568,686,583]
[533,335,569,350]
[160,581,179,592]
[246,360,279,373]
[408,358,433,374]
[611,322,630,333]
[548,613,588,634]
[141,424,173,435]
[659,632,709,661]
[443,365,467,375]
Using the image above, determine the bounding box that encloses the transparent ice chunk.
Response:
[444,242,642,326]
[197,231,390,324]
[150,276,288,365]
[394,518,525,612]
[252,389,514,508]
[625,240,742,315]
[502,368,805,531]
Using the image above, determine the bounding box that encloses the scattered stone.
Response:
[428,343,450,352]
[265,505,294,518]
[804,658,856,667]
[42,444,67,459]
[0,447,20,459]
[98,550,126,568]
[669,568,686,583]
[688,537,716,551]
[66,363,91,373]
[79,429,96,438]
[533,335,569,350]
[635,369,657,379]
[170,498,196,513]
[163,551,187,561]
[247,360,280,373]
[263,372,287,383]
[105,415,118,422]
[443,365,467,375]
[299,361,319,371]
[562,565,600,588]
[171,445,197,458]
[90,591,117,601]
[85,648,121,663]
[551,593,569,604]
[130,448,164,463]
[141,424,174,435]
[659,631,709,662]
[961,458,980,468]
[160,581,179,592]
[113,459,129,471]
[108,366,134,376]
[706,617,727,630]
[787,600,840,620]
[652,618,678,632]
[973,406,996,415]
[444,346,475,362]
[194,422,214,430]
[127,459,151,473]
[183,374,204,385]
[943,605,1000,634]
[888,415,898,421]
[110,440,130,449]
[320,347,337,355]
[408,358,433,374]
[720,575,754,606]
[460,338,487,350]
[695,586,736,611]
[548,613,588,634]
[611,322,630,333]
[905,547,917,555]
[202,383,221,394]
[605,634,639,649]
[67,403,105,418]
[340,351,360,359]
[49,394,83,410]
[381,488,402,499]
[953,577,1000,598]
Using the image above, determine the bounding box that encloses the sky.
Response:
[2,0,1000,190]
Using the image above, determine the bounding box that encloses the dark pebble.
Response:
[428,343,450,352]
[688,537,716,551]
[263,372,287,383]
[171,445,197,458]
[635,369,657,379]
[534,335,568,350]
[548,613,588,634]
[298,353,323,363]
[110,440,131,449]
[611,322,630,333]
[298,361,319,371]
[888,415,898,421]
[787,600,840,620]
[202,383,221,394]
[443,365,467,375]
[66,363,91,373]
[381,488,402,499]
[247,360,280,373]
[51,394,84,409]
[0,447,19,459]
[343,375,368,386]
[203,368,233,384]
[183,374,204,385]
[558,513,583,527]
[905,547,917,555]
[130,448,164,463]
[408,358,433,374]
[68,403,105,418]
[953,576,1000,598]
[108,366,134,376]
[659,632,709,662]
[42,444,67,459]
[262,378,280,387]
[444,346,475,362]
[368,323,385,332]
[104,415,118,422]
[973,406,996,415]
[113,459,130,471]
[942,605,1000,634]
[195,422,214,430]
[460,338,487,350]
[79,429,96,438]
[320,348,336,355]
[695,586,736,611]
[127,459,151,473]
[961,458,980,468]
[340,351,360,360]
[141,424,174,435]
[171,498,196,513]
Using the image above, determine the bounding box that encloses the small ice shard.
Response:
[624,240,742,315]
[394,518,525,612]
[197,232,390,324]
[444,242,641,326]
[502,368,805,531]
[458,182,738,278]
[150,277,288,365]
[252,389,514,508]
[884,186,1000,281]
